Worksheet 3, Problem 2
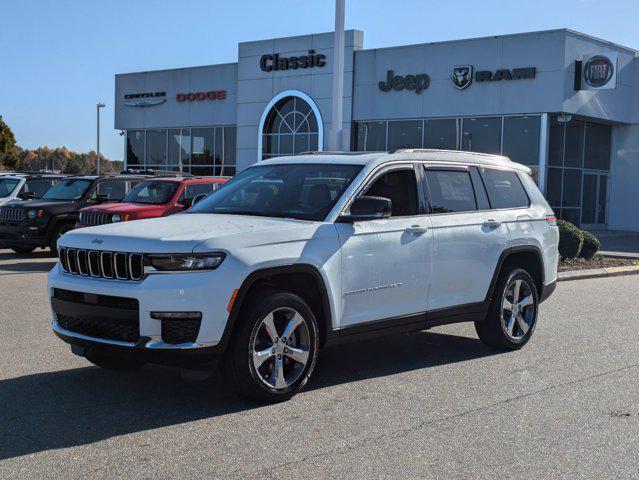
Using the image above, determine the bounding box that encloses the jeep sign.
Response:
[378,70,430,94]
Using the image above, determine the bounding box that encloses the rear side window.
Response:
[481,168,529,209]
[24,179,54,198]
[184,183,215,200]
[424,169,477,213]
[96,181,127,201]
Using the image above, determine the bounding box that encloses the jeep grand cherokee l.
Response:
[48,150,559,402]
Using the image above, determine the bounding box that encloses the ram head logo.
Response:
[452,66,473,90]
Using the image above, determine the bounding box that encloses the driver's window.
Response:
[365,169,419,217]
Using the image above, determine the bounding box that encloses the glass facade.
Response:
[126,127,236,176]
[353,115,540,167]
[546,115,612,226]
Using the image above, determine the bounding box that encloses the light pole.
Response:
[330,0,345,151]
[96,102,105,174]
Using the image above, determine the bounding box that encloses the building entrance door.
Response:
[581,173,609,229]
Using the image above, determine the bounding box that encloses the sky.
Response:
[1,0,638,161]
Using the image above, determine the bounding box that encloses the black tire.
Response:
[49,223,72,253]
[10,246,35,254]
[221,290,319,402]
[475,267,539,350]
[85,351,145,371]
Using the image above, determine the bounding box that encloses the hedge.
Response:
[579,230,601,260]
[557,220,583,259]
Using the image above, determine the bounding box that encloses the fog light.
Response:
[150,311,202,320]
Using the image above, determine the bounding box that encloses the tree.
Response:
[0,116,18,169]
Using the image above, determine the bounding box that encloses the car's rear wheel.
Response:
[221,291,319,402]
[475,268,539,350]
[10,247,35,254]
[85,351,145,371]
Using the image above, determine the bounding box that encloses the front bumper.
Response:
[47,260,243,363]
[0,223,47,247]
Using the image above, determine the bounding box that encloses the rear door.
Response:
[423,165,511,311]
[336,164,433,327]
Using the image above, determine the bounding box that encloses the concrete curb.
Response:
[557,265,639,282]
[599,251,639,260]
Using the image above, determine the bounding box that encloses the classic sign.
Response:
[260,50,326,72]
[378,70,430,94]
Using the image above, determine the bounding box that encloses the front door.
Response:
[581,173,609,229]
[336,165,432,328]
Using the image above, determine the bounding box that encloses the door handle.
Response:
[483,219,502,229]
[406,225,428,235]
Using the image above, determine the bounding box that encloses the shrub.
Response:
[579,230,600,260]
[557,220,583,259]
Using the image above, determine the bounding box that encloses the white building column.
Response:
[329,0,345,151]
[537,113,549,194]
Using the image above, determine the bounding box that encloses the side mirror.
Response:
[338,196,392,222]
[19,192,36,200]
[190,193,207,207]
[95,194,110,204]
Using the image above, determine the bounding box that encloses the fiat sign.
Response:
[582,53,617,90]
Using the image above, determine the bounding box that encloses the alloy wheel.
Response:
[251,307,311,390]
[500,279,535,340]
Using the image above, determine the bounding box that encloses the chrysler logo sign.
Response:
[123,91,166,107]
[584,55,614,88]
[451,66,472,90]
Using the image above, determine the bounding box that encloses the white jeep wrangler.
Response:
[48,150,559,401]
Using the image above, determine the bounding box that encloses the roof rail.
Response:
[389,148,511,160]
[296,151,372,156]
[119,169,193,177]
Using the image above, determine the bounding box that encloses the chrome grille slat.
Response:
[58,249,143,281]
[0,207,26,222]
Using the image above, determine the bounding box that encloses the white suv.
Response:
[48,150,559,401]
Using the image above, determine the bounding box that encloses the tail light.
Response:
[546,215,557,226]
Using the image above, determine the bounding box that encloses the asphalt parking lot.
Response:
[0,248,637,479]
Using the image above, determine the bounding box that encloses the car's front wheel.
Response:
[475,268,539,350]
[221,291,319,402]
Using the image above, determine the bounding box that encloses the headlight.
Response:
[111,214,130,223]
[146,253,225,271]
[27,209,43,220]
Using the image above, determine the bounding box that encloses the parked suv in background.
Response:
[48,151,559,402]
[0,174,147,253]
[75,176,228,228]
[0,173,66,208]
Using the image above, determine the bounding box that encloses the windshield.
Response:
[122,180,179,205]
[189,163,362,221]
[43,179,93,200]
[0,178,20,198]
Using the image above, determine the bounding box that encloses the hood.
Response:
[0,198,74,210]
[81,202,162,215]
[59,213,324,253]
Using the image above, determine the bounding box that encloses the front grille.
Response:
[58,247,144,281]
[53,288,140,342]
[0,207,26,222]
[79,211,111,226]
[57,314,140,342]
[54,288,139,310]
[161,319,202,344]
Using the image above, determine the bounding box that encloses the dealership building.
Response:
[114,28,639,231]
